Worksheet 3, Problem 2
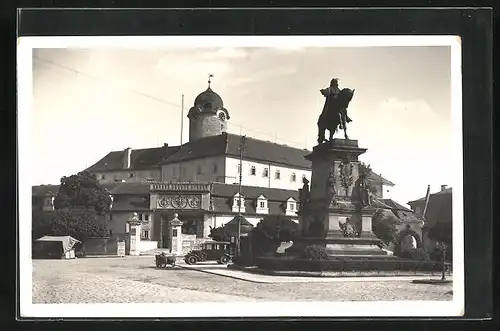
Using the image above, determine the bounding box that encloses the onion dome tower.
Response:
[187,75,230,142]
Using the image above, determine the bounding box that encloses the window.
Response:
[275,170,281,180]
[182,220,197,235]
[291,173,297,182]
[144,214,149,222]
[129,172,134,178]
[141,230,150,240]
[138,213,143,221]
[213,163,218,174]
[263,168,269,178]
[259,201,265,208]
[101,174,106,180]
[289,203,296,211]
[250,166,256,176]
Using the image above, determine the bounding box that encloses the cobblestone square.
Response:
[32,257,453,304]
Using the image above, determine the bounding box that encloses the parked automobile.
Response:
[184,241,233,265]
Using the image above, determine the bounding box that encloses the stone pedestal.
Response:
[298,139,388,257]
[169,213,183,256]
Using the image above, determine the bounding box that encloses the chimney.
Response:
[123,147,132,169]
[162,143,169,160]
[441,184,448,191]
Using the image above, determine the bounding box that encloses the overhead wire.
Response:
[34,56,311,150]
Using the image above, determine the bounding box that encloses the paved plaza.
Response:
[32,256,453,304]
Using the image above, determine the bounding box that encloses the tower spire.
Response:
[208,73,214,88]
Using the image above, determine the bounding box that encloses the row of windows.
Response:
[99,171,156,181]
[234,197,297,212]
[238,164,305,182]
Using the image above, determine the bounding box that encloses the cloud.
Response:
[156,57,234,76]
[200,47,249,60]
[230,66,298,86]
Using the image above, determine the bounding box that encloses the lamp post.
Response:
[236,135,246,257]
[441,242,447,281]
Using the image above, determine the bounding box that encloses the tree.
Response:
[371,209,398,245]
[32,210,58,240]
[32,208,108,241]
[358,162,378,195]
[54,171,111,215]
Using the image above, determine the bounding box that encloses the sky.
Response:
[30,42,454,206]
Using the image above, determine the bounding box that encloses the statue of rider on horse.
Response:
[317,78,355,144]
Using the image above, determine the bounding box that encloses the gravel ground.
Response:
[32,257,453,304]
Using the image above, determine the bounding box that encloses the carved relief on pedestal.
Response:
[157,194,201,210]
[338,160,354,196]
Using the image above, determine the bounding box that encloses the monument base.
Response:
[297,236,391,257]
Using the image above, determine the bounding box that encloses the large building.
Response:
[33,82,400,253]
[408,185,452,253]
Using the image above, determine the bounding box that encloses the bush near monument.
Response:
[300,245,329,260]
[395,247,429,261]
[371,209,398,245]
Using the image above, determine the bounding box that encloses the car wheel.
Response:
[220,255,230,265]
[187,255,198,265]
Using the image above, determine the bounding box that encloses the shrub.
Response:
[396,248,429,261]
[300,245,329,260]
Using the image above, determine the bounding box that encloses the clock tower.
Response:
[187,76,230,142]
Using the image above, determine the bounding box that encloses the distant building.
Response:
[32,81,399,254]
[408,185,452,252]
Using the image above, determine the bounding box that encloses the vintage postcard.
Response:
[18,35,464,318]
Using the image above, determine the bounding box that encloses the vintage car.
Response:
[155,252,177,268]
[184,241,233,265]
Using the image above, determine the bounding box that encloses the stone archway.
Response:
[394,228,422,256]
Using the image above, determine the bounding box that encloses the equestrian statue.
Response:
[317,78,355,144]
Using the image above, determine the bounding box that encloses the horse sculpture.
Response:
[317,86,355,144]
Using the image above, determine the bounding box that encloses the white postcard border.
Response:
[18,35,464,318]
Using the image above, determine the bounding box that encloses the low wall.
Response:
[255,256,449,272]
[139,240,158,252]
[83,237,118,256]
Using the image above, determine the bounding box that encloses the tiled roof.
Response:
[210,183,299,216]
[163,135,227,164]
[108,182,151,195]
[368,172,395,186]
[32,184,60,197]
[211,182,299,201]
[164,133,312,169]
[380,199,413,212]
[408,187,452,204]
[85,145,180,172]
[32,182,140,198]
[225,133,311,169]
[112,194,150,211]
